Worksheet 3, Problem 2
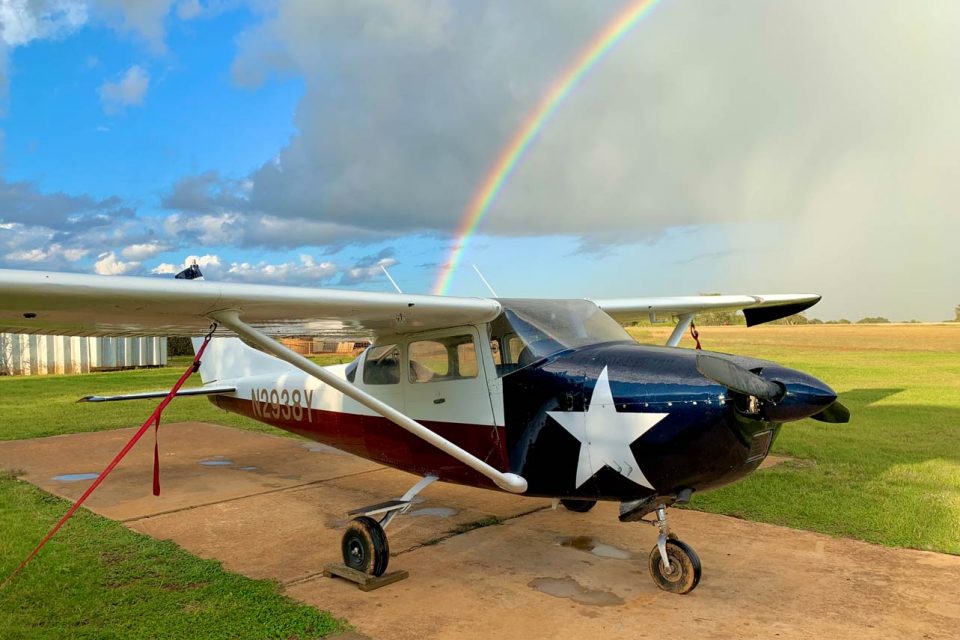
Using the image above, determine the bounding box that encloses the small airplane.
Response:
[0,266,848,594]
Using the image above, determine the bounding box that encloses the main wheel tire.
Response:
[560,499,597,513]
[648,539,701,594]
[341,516,390,576]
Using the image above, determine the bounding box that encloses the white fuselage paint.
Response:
[208,328,502,428]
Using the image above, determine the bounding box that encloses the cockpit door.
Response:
[403,327,497,427]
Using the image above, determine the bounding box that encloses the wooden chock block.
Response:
[322,563,409,591]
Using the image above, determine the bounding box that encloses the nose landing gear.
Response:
[647,506,701,594]
[623,503,701,594]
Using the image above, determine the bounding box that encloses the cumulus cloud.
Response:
[0,176,130,230]
[94,250,140,275]
[152,253,220,275]
[0,0,87,99]
[99,64,149,113]
[120,240,168,260]
[6,243,88,263]
[338,248,398,285]
[89,0,174,52]
[0,0,87,47]
[151,253,337,285]
[172,0,957,318]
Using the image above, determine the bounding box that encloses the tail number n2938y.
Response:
[250,387,314,422]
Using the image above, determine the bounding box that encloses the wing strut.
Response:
[666,314,694,347]
[210,310,528,495]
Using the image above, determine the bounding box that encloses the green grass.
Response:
[0,354,353,441]
[0,354,353,639]
[630,325,960,554]
[1,326,958,637]
[0,471,345,640]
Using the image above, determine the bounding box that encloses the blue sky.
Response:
[0,1,956,321]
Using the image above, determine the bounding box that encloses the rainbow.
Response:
[432,0,664,295]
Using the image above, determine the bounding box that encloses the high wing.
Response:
[0,268,819,339]
[590,293,821,327]
[0,268,501,338]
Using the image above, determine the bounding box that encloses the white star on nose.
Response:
[547,366,668,489]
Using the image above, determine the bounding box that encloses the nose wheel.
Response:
[645,506,701,594]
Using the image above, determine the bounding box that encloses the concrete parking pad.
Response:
[2,423,958,640]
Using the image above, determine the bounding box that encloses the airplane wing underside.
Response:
[0,269,502,338]
[590,294,821,327]
[0,268,820,339]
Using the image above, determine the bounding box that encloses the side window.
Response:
[363,344,400,385]
[505,335,524,365]
[409,335,479,383]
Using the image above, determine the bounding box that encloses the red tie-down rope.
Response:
[690,320,703,350]
[1,323,218,588]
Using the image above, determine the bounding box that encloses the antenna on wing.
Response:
[472,265,499,297]
[380,264,402,293]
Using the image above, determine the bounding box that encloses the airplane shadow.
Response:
[705,386,960,553]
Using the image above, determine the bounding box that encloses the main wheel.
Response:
[560,499,597,513]
[648,539,701,594]
[341,516,390,576]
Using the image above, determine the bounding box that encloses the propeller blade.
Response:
[696,353,783,402]
[810,400,850,423]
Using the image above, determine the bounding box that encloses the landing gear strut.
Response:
[340,475,438,577]
[645,506,701,594]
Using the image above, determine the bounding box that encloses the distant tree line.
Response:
[168,336,194,356]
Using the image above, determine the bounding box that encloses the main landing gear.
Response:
[340,475,438,577]
[620,493,701,595]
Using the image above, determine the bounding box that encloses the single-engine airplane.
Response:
[0,266,848,594]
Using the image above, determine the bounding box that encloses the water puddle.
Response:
[239,466,258,471]
[529,576,623,607]
[199,459,233,467]
[52,473,99,482]
[409,507,457,518]
[303,443,346,455]
[555,535,632,560]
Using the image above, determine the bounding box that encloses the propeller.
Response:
[696,353,783,402]
[810,401,850,423]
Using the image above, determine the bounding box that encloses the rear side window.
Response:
[363,344,400,385]
[408,335,478,383]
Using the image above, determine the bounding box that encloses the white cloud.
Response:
[94,251,140,275]
[0,0,87,47]
[0,0,87,99]
[121,240,168,260]
[89,0,175,52]
[6,243,87,263]
[339,248,398,285]
[99,64,149,114]
[199,0,959,319]
[151,262,177,274]
[163,212,242,245]
[225,254,337,284]
[151,253,220,275]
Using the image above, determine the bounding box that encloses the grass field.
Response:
[0,326,958,637]
[629,324,960,554]
[0,355,352,640]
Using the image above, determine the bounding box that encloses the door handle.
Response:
[433,398,446,405]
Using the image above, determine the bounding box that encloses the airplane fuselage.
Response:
[206,335,836,505]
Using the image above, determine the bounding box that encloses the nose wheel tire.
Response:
[560,499,597,513]
[342,516,390,577]
[648,539,701,594]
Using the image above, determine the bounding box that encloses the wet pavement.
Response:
[1,422,959,640]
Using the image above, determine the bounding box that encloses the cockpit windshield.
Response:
[487,299,633,376]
